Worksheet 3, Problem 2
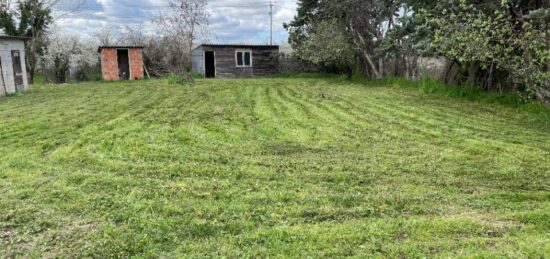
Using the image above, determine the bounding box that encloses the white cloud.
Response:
[52,0,297,45]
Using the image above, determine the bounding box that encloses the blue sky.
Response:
[54,0,298,45]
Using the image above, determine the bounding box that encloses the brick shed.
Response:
[98,46,144,81]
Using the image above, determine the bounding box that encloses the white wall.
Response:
[0,62,4,96]
[0,39,29,96]
[191,47,204,76]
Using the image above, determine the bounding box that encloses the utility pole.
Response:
[269,1,273,45]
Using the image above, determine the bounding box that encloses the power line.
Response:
[269,0,274,45]
[54,0,295,43]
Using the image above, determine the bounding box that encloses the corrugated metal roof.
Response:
[195,44,279,50]
[0,35,32,41]
[97,46,145,52]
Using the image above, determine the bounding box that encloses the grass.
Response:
[1,77,550,257]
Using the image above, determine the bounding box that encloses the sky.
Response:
[53,0,298,45]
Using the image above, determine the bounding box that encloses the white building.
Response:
[0,35,29,97]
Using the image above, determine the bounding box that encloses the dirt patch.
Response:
[446,211,523,239]
[0,229,16,239]
[2,221,98,257]
[453,212,522,229]
[213,106,225,116]
[57,221,97,238]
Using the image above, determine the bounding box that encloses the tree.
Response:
[119,25,146,46]
[429,0,550,104]
[153,0,209,80]
[92,25,115,46]
[0,0,18,35]
[43,31,98,83]
[296,19,356,78]
[286,0,402,78]
[286,0,550,107]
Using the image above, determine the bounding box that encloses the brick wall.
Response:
[129,48,144,80]
[101,48,144,81]
[101,49,118,81]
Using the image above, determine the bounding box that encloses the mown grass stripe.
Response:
[1,78,550,258]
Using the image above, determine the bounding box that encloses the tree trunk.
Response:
[444,59,456,84]
[487,62,495,91]
[346,66,353,80]
[546,28,550,72]
[467,62,480,86]
[408,55,418,80]
[25,49,36,84]
[404,57,410,80]
[378,58,384,78]
[28,53,36,84]
[363,51,381,79]
[29,67,34,84]
[351,28,381,79]
[535,88,550,108]
[394,57,399,77]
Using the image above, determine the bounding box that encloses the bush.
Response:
[190,71,203,79]
[167,75,193,85]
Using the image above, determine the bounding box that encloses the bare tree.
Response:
[92,25,116,46]
[153,0,209,78]
[49,0,87,21]
[119,24,146,46]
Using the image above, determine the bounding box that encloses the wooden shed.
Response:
[0,35,29,97]
[192,44,279,78]
[98,46,144,81]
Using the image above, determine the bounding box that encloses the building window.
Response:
[236,51,252,67]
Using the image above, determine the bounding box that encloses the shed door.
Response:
[117,49,130,80]
[204,51,215,78]
[11,50,24,88]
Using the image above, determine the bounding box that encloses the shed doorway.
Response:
[204,51,215,78]
[117,49,130,80]
[11,50,24,88]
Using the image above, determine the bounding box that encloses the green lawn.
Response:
[1,77,550,257]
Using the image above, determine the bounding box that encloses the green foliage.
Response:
[1,78,550,257]
[372,76,527,107]
[167,74,194,85]
[189,71,203,79]
[0,0,52,38]
[0,8,17,35]
[293,19,356,77]
[53,55,69,84]
[16,0,52,37]
[378,7,434,59]
[430,1,550,104]
[286,0,550,106]
[277,72,343,78]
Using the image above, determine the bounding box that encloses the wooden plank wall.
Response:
[202,46,279,78]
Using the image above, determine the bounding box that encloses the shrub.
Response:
[167,75,193,85]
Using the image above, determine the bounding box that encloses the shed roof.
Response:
[0,35,32,41]
[194,44,279,51]
[97,46,145,52]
